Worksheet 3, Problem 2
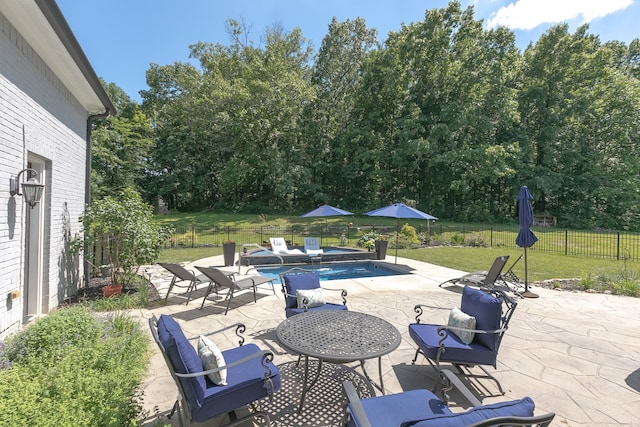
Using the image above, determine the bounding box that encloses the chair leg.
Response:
[224,288,235,315]
[184,279,197,305]
[200,282,214,310]
[455,363,506,395]
[164,276,177,301]
[411,348,423,364]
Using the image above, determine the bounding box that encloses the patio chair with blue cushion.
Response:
[149,314,281,427]
[409,285,518,396]
[280,267,348,318]
[342,376,555,427]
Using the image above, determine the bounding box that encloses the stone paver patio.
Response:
[135,255,640,426]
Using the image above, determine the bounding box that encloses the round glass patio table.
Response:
[276,310,401,412]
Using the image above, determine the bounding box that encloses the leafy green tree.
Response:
[519,24,640,228]
[302,17,378,208]
[91,81,153,200]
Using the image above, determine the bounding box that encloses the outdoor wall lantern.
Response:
[10,168,44,208]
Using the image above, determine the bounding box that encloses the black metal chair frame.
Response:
[343,375,555,427]
[411,288,518,396]
[148,315,276,427]
[279,267,347,312]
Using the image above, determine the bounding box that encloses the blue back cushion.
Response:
[157,314,206,405]
[460,286,502,351]
[405,397,535,427]
[283,272,321,308]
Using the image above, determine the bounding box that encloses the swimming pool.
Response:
[255,262,406,284]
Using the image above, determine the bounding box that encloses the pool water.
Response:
[255,262,404,284]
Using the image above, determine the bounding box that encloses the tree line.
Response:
[91,1,640,230]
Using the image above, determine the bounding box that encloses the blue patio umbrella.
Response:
[300,205,353,218]
[516,186,539,298]
[364,203,438,263]
[300,205,354,241]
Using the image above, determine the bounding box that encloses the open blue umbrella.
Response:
[300,205,353,241]
[516,186,538,298]
[364,203,438,263]
[300,205,353,218]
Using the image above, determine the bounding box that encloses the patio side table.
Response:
[276,310,401,412]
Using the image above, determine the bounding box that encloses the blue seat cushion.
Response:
[282,272,321,308]
[157,315,281,423]
[157,314,206,407]
[401,396,535,427]
[460,286,502,351]
[408,323,497,366]
[193,343,281,422]
[346,389,451,427]
[286,301,347,318]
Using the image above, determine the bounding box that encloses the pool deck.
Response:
[136,255,640,426]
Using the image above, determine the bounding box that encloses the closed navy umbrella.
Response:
[516,186,538,298]
[364,203,438,263]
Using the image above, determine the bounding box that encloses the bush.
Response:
[356,231,385,251]
[0,307,150,426]
[78,188,173,287]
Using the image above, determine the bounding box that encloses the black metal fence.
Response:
[163,223,640,261]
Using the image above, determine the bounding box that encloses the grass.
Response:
[395,246,628,282]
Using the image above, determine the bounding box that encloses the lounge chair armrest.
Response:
[189,323,247,347]
[465,413,556,427]
[342,381,373,427]
[413,303,448,323]
[175,350,276,379]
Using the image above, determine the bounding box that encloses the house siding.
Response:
[1,11,89,338]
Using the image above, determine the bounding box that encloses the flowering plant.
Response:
[225,239,234,244]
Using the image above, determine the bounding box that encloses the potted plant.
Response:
[77,188,173,298]
[374,236,388,260]
[223,239,236,266]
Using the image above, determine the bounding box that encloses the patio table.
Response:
[276,310,401,412]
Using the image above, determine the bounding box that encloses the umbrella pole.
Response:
[522,247,539,298]
[395,220,399,264]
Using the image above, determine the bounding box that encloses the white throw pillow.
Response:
[447,307,476,345]
[197,335,227,385]
[296,288,325,309]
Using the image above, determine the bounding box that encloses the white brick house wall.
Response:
[1,12,90,338]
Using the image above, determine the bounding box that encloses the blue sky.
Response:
[56,0,639,102]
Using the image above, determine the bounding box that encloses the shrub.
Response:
[78,188,173,287]
[356,231,385,251]
[0,307,150,426]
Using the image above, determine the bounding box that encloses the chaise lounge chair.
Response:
[439,256,509,291]
[303,237,324,256]
[195,266,276,315]
[269,237,304,255]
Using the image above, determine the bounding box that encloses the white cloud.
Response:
[486,0,633,30]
